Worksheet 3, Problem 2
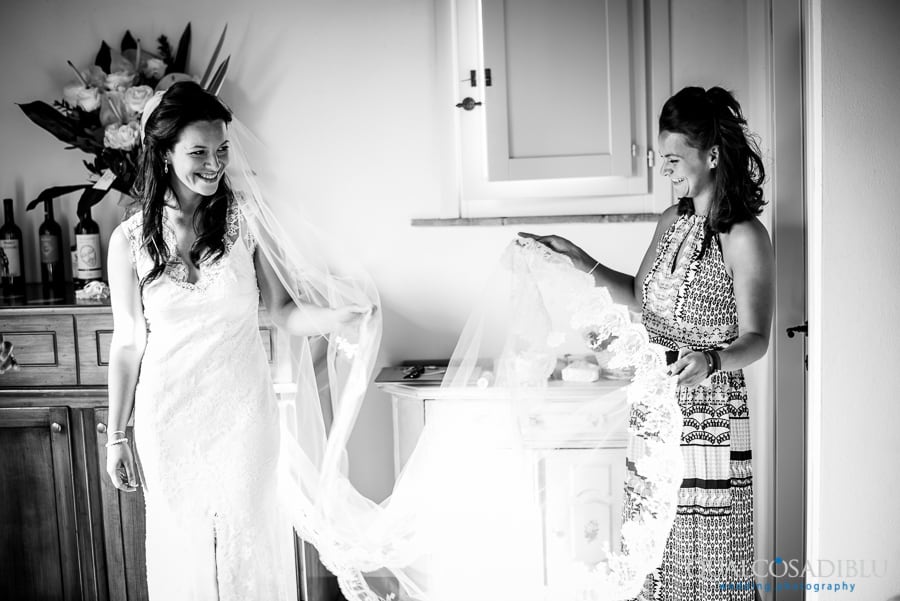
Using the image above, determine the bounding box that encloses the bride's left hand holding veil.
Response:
[255,245,375,336]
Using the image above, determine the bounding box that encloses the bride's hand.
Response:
[106,443,139,493]
[518,232,592,272]
[332,304,377,329]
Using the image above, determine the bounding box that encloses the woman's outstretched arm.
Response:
[254,248,373,338]
[106,225,146,492]
[520,204,680,311]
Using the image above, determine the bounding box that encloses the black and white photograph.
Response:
[0,0,897,600]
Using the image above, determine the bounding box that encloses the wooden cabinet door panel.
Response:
[93,408,149,601]
[542,447,626,586]
[0,406,81,600]
[482,0,635,181]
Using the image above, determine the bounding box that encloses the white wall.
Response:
[0,1,781,513]
[816,0,900,597]
[0,0,653,501]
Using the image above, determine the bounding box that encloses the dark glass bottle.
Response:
[39,198,65,299]
[0,198,26,299]
[74,205,102,288]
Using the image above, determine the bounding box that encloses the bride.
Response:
[104,80,373,599]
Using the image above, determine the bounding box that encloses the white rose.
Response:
[105,70,135,92]
[62,84,102,112]
[142,58,167,79]
[104,121,140,150]
[123,85,154,115]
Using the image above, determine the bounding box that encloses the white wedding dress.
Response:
[122,201,292,600]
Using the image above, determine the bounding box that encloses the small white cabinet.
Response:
[439,0,673,217]
[378,382,630,589]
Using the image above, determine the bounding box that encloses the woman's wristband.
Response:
[702,350,722,377]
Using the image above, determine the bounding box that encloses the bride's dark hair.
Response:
[659,86,766,234]
[132,81,234,290]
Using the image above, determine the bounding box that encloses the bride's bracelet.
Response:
[105,437,129,448]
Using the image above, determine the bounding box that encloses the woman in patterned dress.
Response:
[521,86,774,600]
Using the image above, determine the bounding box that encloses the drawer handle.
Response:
[96,423,107,434]
[51,422,63,434]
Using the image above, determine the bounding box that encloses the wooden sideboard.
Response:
[0,285,337,601]
[376,380,632,592]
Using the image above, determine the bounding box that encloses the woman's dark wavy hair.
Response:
[132,80,233,291]
[659,86,766,234]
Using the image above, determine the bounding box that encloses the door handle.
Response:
[455,97,482,111]
[786,322,808,338]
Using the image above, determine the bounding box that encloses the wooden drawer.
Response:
[77,312,283,387]
[0,315,77,386]
[76,314,114,386]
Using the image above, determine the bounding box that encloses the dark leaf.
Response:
[157,34,174,64]
[76,187,110,221]
[121,30,137,52]
[206,55,230,96]
[110,177,135,196]
[95,40,111,72]
[18,101,81,147]
[26,184,91,211]
[172,23,191,74]
[199,24,228,88]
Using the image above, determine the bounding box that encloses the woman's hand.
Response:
[332,304,377,330]
[669,351,712,387]
[0,336,18,374]
[518,232,593,272]
[106,443,139,493]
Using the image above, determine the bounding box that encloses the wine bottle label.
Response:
[40,234,60,263]
[76,233,102,279]
[0,240,21,277]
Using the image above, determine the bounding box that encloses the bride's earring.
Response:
[164,161,169,174]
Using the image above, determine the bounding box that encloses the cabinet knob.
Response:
[96,423,107,434]
[455,97,482,111]
[51,422,63,434]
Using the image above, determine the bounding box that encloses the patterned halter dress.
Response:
[630,200,756,600]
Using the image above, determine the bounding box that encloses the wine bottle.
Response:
[39,198,65,299]
[0,198,26,299]
[74,205,102,288]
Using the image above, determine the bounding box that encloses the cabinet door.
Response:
[482,0,634,181]
[542,447,626,586]
[93,408,149,601]
[0,406,81,600]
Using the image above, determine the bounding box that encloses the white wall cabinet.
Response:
[440,0,673,217]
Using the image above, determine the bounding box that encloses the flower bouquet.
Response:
[18,23,230,219]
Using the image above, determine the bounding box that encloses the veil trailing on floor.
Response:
[226,119,685,601]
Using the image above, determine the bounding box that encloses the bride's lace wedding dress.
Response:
[122,201,291,600]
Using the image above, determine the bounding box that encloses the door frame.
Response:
[801,0,824,598]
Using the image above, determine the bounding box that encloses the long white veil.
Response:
[226,120,685,601]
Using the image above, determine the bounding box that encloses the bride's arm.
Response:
[254,248,371,337]
[106,225,146,492]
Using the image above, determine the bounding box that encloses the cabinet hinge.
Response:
[631,143,638,158]
[646,149,655,168]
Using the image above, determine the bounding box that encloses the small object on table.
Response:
[75,280,110,301]
[561,357,600,383]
